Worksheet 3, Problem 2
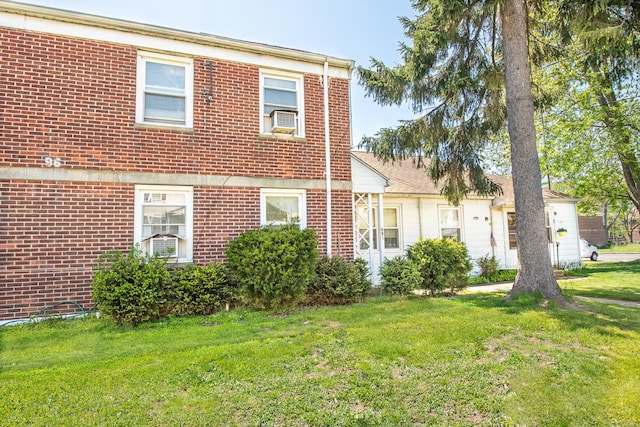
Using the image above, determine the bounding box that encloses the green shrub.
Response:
[468,269,518,285]
[225,224,318,310]
[379,255,423,296]
[491,269,518,282]
[92,246,169,325]
[167,262,232,316]
[407,238,472,296]
[307,256,371,305]
[476,254,500,278]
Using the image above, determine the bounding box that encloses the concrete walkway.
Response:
[464,282,639,308]
[574,296,640,308]
[465,282,513,293]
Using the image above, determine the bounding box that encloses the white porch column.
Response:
[377,193,385,271]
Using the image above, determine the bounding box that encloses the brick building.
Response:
[0,2,354,321]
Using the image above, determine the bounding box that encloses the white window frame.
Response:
[355,206,401,250]
[260,189,307,228]
[507,211,517,250]
[259,70,305,137]
[545,208,555,243]
[382,206,401,250]
[136,51,193,128]
[134,185,193,262]
[438,206,463,241]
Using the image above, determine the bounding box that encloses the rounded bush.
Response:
[307,256,371,305]
[225,224,318,310]
[379,255,423,296]
[167,262,232,316]
[92,246,169,325]
[407,238,472,296]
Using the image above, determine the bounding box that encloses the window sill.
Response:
[135,122,194,132]
[258,133,307,142]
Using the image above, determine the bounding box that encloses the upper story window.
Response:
[136,52,193,128]
[439,206,463,241]
[134,185,193,262]
[260,189,307,228]
[260,70,304,136]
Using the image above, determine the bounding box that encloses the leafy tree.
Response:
[482,2,640,239]
[555,1,640,213]
[357,0,566,303]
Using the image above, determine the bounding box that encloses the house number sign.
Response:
[43,155,63,168]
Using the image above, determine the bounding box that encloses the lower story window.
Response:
[261,189,307,227]
[507,212,517,249]
[134,185,193,261]
[355,206,400,250]
[439,206,462,241]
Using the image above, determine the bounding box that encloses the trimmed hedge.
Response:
[167,262,232,316]
[225,224,318,310]
[379,255,423,296]
[407,238,472,296]
[92,246,169,325]
[307,256,371,305]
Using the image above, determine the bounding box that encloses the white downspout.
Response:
[323,60,332,255]
[418,198,423,238]
[378,194,385,275]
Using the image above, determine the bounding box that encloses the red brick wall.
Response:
[0,28,355,320]
[0,181,133,319]
[0,183,355,319]
[1,28,351,180]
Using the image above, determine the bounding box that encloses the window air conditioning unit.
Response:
[150,237,178,257]
[271,110,296,134]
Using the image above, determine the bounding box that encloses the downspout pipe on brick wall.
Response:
[324,59,332,256]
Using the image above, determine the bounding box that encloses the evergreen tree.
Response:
[357,0,567,303]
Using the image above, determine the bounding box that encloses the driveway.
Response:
[596,252,640,262]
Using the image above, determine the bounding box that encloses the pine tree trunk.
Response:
[501,0,567,304]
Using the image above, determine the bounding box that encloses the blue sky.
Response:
[24,0,417,144]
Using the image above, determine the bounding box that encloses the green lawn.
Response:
[563,260,640,301]
[599,243,640,253]
[1,263,639,426]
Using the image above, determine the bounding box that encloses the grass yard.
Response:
[1,263,639,426]
[599,243,640,253]
[563,260,640,301]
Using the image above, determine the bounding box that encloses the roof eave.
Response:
[0,1,354,69]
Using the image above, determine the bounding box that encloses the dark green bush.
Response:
[307,256,371,305]
[225,223,318,310]
[468,269,518,285]
[476,254,500,278]
[167,262,232,316]
[92,246,169,325]
[407,238,472,296]
[379,255,423,296]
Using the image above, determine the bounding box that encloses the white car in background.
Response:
[580,238,599,261]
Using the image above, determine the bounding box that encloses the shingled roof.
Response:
[351,151,576,202]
